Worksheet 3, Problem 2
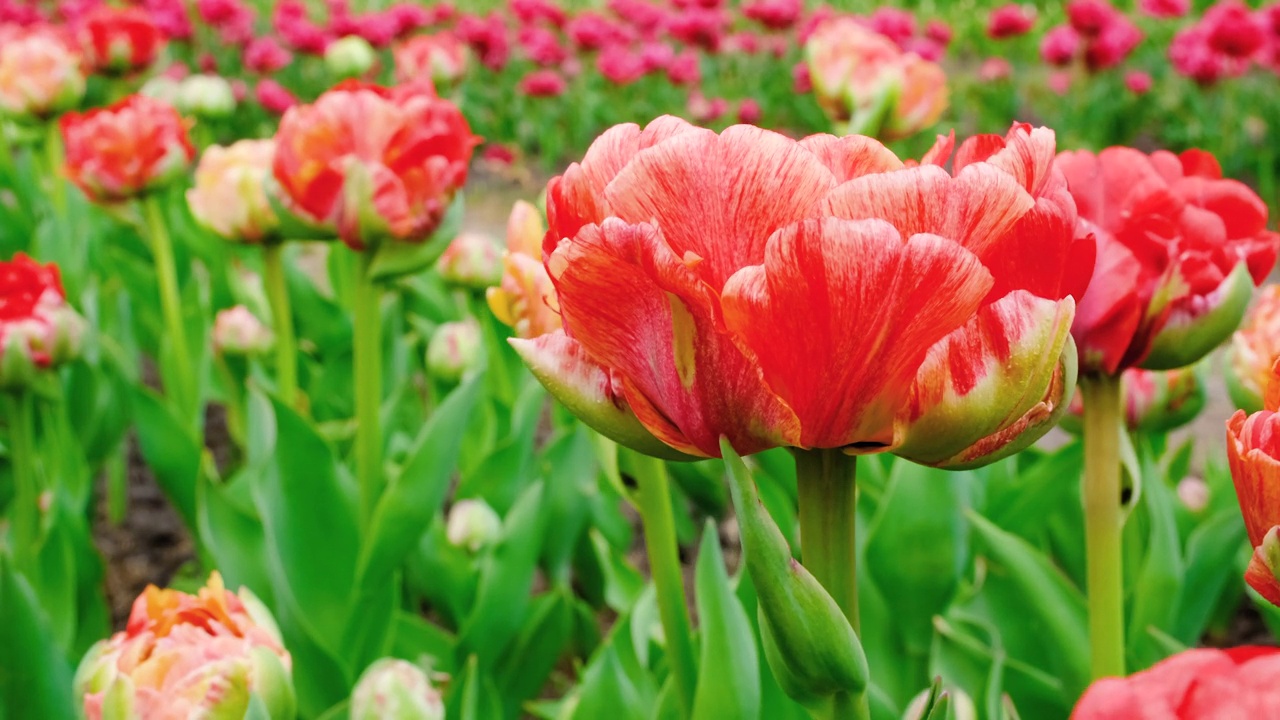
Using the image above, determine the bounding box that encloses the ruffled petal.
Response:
[1227,409,1280,547]
[797,133,905,182]
[548,219,800,457]
[720,217,991,450]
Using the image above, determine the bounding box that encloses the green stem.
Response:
[142,195,196,425]
[353,251,383,529]
[795,448,869,720]
[107,446,127,525]
[629,451,697,716]
[7,392,39,563]
[263,243,300,409]
[1081,374,1126,680]
[44,122,67,220]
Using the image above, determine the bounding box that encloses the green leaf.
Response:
[197,471,275,607]
[449,655,506,720]
[537,427,599,585]
[390,611,457,675]
[1170,509,1247,645]
[567,614,656,720]
[1126,455,1184,670]
[0,554,77,720]
[691,520,760,720]
[495,590,575,714]
[130,385,199,527]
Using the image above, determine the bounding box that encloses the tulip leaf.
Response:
[130,385,199,528]
[691,520,761,720]
[358,373,483,590]
[197,471,275,608]
[495,590,575,713]
[538,426,599,584]
[1126,454,1184,670]
[966,512,1090,701]
[1171,509,1247,645]
[450,655,505,720]
[391,610,457,675]
[368,195,465,283]
[567,612,657,720]
[0,554,77,720]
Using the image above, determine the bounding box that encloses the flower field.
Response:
[5,0,1280,718]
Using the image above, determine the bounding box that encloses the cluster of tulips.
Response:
[8,1,1280,720]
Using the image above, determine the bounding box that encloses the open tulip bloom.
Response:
[513,115,1093,711]
[1228,359,1280,607]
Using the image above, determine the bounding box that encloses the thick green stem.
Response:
[795,448,869,720]
[1081,374,1126,680]
[629,451,697,715]
[353,251,383,529]
[44,122,67,219]
[142,195,196,424]
[263,243,299,409]
[7,392,39,562]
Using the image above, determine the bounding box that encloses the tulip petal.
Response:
[797,133,905,182]
[721,217,992,450]
[895,292,1077,468]
[1142,261,1253,371]
[1246,537,1280,607]
[604,124,838,288]
[547,220,801,457]
[508,331,694,461]
[1227,409,1280,548]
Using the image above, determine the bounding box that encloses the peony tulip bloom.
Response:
[1228,359,1280,605]
[0,26,86,121]
[351,658,445,720]
[1072,646,1280,718]
[516,117,1091,464]
[1064,365,1205,434]
[0,254,85,388]
[76,5,166,75]
[987,4,1036,39]
[188,139,278,243]
[60,94,194,203]
[488,200,562,340]
[1229,285,1280,412]
[1203,0,1267,59]
[399,32,468,85]
[74,572,295,720]
[1058,147,1279,376]
[805,17,947,141]
[270,80,478,251]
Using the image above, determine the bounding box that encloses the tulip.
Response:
[0,254,85,389]
[325,34,377,79]
[1124,70,1153,95]
[75,572,295,720]
[445,498,501,552]
[1084,16,1142,71]
[175,73,236,119]
[244,37,293,74]
[60,94,194,203]
[76,6,166,75]
[1230,285,1280,412]
[1041,26,1082,66]
[519,69,568,97]
[488,200,562,340]
[255,79,298,114]
[1203,0,1266,59]
[270,80,478,251]
[1072,647,1280,717]
[426,319,480,383]
[0,26,86,121]
[188,139,279,243]
[351,658,444,720]
[805,17,947,141]
[1228,358,1280,605]
[743,0,801,31]
[1059,148,1279,376]
[1140,0,1188,18]
[979,57,1013,82]
[213,305,274,357]
[437,232,503,289]
[1067,0,1119,37]
[987,5,1036,39]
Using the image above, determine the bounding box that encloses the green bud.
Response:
[325,36,377,80]
[446,498,502,552]
[426,320,481,384]
[176,74,236,119]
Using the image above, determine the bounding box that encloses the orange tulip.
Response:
[1227,358,1280,606]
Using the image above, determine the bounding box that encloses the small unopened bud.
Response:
[325,36,377,80]
[446,498,502,552]
[350,658,444,720]
[426,320,480,384]
[213,305,273,357]
[904,686,978,720]
[1176,476,1210,514]
[176,74,236,119]
[437,232,504,290]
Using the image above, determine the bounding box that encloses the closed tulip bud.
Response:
[1176,476,1210,513]
[445,498,502,552]
[436,232,503,289]
[1065,365,1205,434]
[426,320,480,383]
[75,572,295,720]
[0,27,87,122]
[61,95,194,203]
[350,658,444,720]
[188,140,279,243]
[176,73,236,119]
[905,686,978,720]
[325,35,377,80]
[0,254,85,389]
[213,305,274,357]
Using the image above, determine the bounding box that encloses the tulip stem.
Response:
[44,122,67,220]
[628,450,697,716]
[6,391,39,565]
[353,251,383,530]
[142,195,196,426]
[1081,374,1126,680]
[263,243,299,410]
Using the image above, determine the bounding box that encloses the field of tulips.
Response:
[10,0,1280,718]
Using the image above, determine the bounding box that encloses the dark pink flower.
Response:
[743,0,801,31]
[791,60,812,93]
[666,8,726,51]
[1139,0,1189,18]
[519,68,566,97]
[1125,69,1153,93]
[666,48,701,86]
[1067,0,1118,37]
[1203,0,1267,59]
[597,45,645,85]
[255,78,296,113]
[244,36,292,73]
[869,7,916,45]
[510,0,566,27]
[926,20,953,46]
[736,97,762,124]
[1085,15,1141,71]
[1041,25,1081,65]
[518,26,567,66]
[987,4,1035,39]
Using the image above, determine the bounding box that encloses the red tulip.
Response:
[1072,646,1280,718]
[1139,0,1189,18]
[1203,0,1267,59]
[743,0,801,31]
[987,4,1035,39]
[1067,0,1118,37]
[1041,25,1081,66]
[271,81,477,251]
[60,95,194,203]
[516,118,1088,464]
[1170,24,1248,84]
[1229,357,1280,605]
[0,253,84,387]
[1083,15,1142,71]
[518,68,567,97]
[1058,147,1279,375]
[76,5,165,75]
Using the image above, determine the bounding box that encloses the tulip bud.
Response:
[721,438,869,706]
[350,658,444,720]
[437,232,504,289]
[176,74,237,120]
[446,498,502,552]
[1176,476,1210,513]
[214,305,274,357]
[426,320,481,384]
[905,686,978,720]
[326,36,377,80]
[1143,262,1256,372]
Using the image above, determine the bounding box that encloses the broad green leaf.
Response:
[537,427,598,584]
[1126,457,1184,670]
[1170,509,1247,645]
[692,520,760,720]
[197,471,275,607]
[130,386,199,527]
[449,655,506,720]
[495,590,575,714]
[0,554,77,720]
[390,610,458,675]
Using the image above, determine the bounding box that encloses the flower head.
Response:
[0,25,85,121]
[0,254,84,388]
[213,305,274,356]
[488,200,562,340]
[1073,647,1280,717]
[1230,285,1280,412]
[188,139,279,243]
[77,6,165,75]
[60,94,194,203]
[351,658,444,720]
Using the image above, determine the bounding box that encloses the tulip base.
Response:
[1081,374,1126,680]
[263,244,299,410]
